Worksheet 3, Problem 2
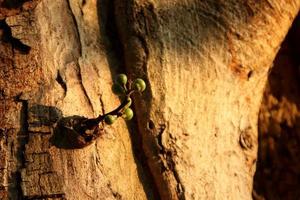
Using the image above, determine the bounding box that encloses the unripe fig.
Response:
[122,108,134,121]
[133,78,146,92]
[115,74,127,85]
[104,115,116,125]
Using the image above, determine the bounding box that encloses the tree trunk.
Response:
[0,0,299,200]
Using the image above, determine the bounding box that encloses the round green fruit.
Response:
[104,115,117,125]
[112,83,125,96]
[122,108,134,121]
[115,74,127,85]
[133,78,146,92]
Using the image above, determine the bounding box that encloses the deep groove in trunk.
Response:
[14,99,29,200]
[96,0,161,199]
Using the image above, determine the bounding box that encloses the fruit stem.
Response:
[78,90,135,132]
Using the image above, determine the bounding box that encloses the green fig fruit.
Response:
[115,74,127,85]
[122,108,134,121]
[133,78,146,92]
[104,115,117,125]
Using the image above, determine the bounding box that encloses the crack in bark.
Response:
[113,0,188,198]
[77,64,95,114]
[115,1,187,198]
[99,94,105,115]
[134,34,150,76]
[14,98,29,199]
[137,7,186,199]
[107,183,122,200]
[66,1,95,115]
[24,193,66,200]
[55,70,67,98]
[0,128,8,199]
[170,162,185,200]
[94,0,161,198]
[157,124,166,153]
[66,0,82,57]
[156,124,186,200]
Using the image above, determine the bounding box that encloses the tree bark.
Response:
[0,0,299,200]
[1,0,156,199]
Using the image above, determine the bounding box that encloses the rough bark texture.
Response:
[1,0,156,199]
[114,0,299,199]
[0,0,299,200]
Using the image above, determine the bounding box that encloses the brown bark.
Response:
[1,0,156,199]
[114,0,299,199]
[0,0,299,200]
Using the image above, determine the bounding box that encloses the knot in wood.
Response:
[239,128,253,150]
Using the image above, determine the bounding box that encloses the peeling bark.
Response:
[1,0,155,199]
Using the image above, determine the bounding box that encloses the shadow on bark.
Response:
[0,20,31,54]
[96,1,160,199]
[253,13,300,200]
[27,104,102,149]
[51,115,102,149]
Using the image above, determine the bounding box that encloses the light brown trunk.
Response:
[114,0,299,199]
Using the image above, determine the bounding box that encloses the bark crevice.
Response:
[66,0,95,113]
[56,70,67,98]
[114,0,188,198]
[12,98,29,199]
[97,0,161,198]
[66,0,82,57]
[77,64,95,114]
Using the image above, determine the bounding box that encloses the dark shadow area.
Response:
[0,20,31,54]
[28,104,62,127]
[253,13,300,200]
[96,1,160,199]
[51,115,102,149]
[12,98,28,200]
[27,104,102,149]
[1,0,26,9]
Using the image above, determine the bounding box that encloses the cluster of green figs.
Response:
[104,74,146,125]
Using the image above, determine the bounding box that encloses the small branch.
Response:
[52,75,146,149]
[76,91,133,134]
